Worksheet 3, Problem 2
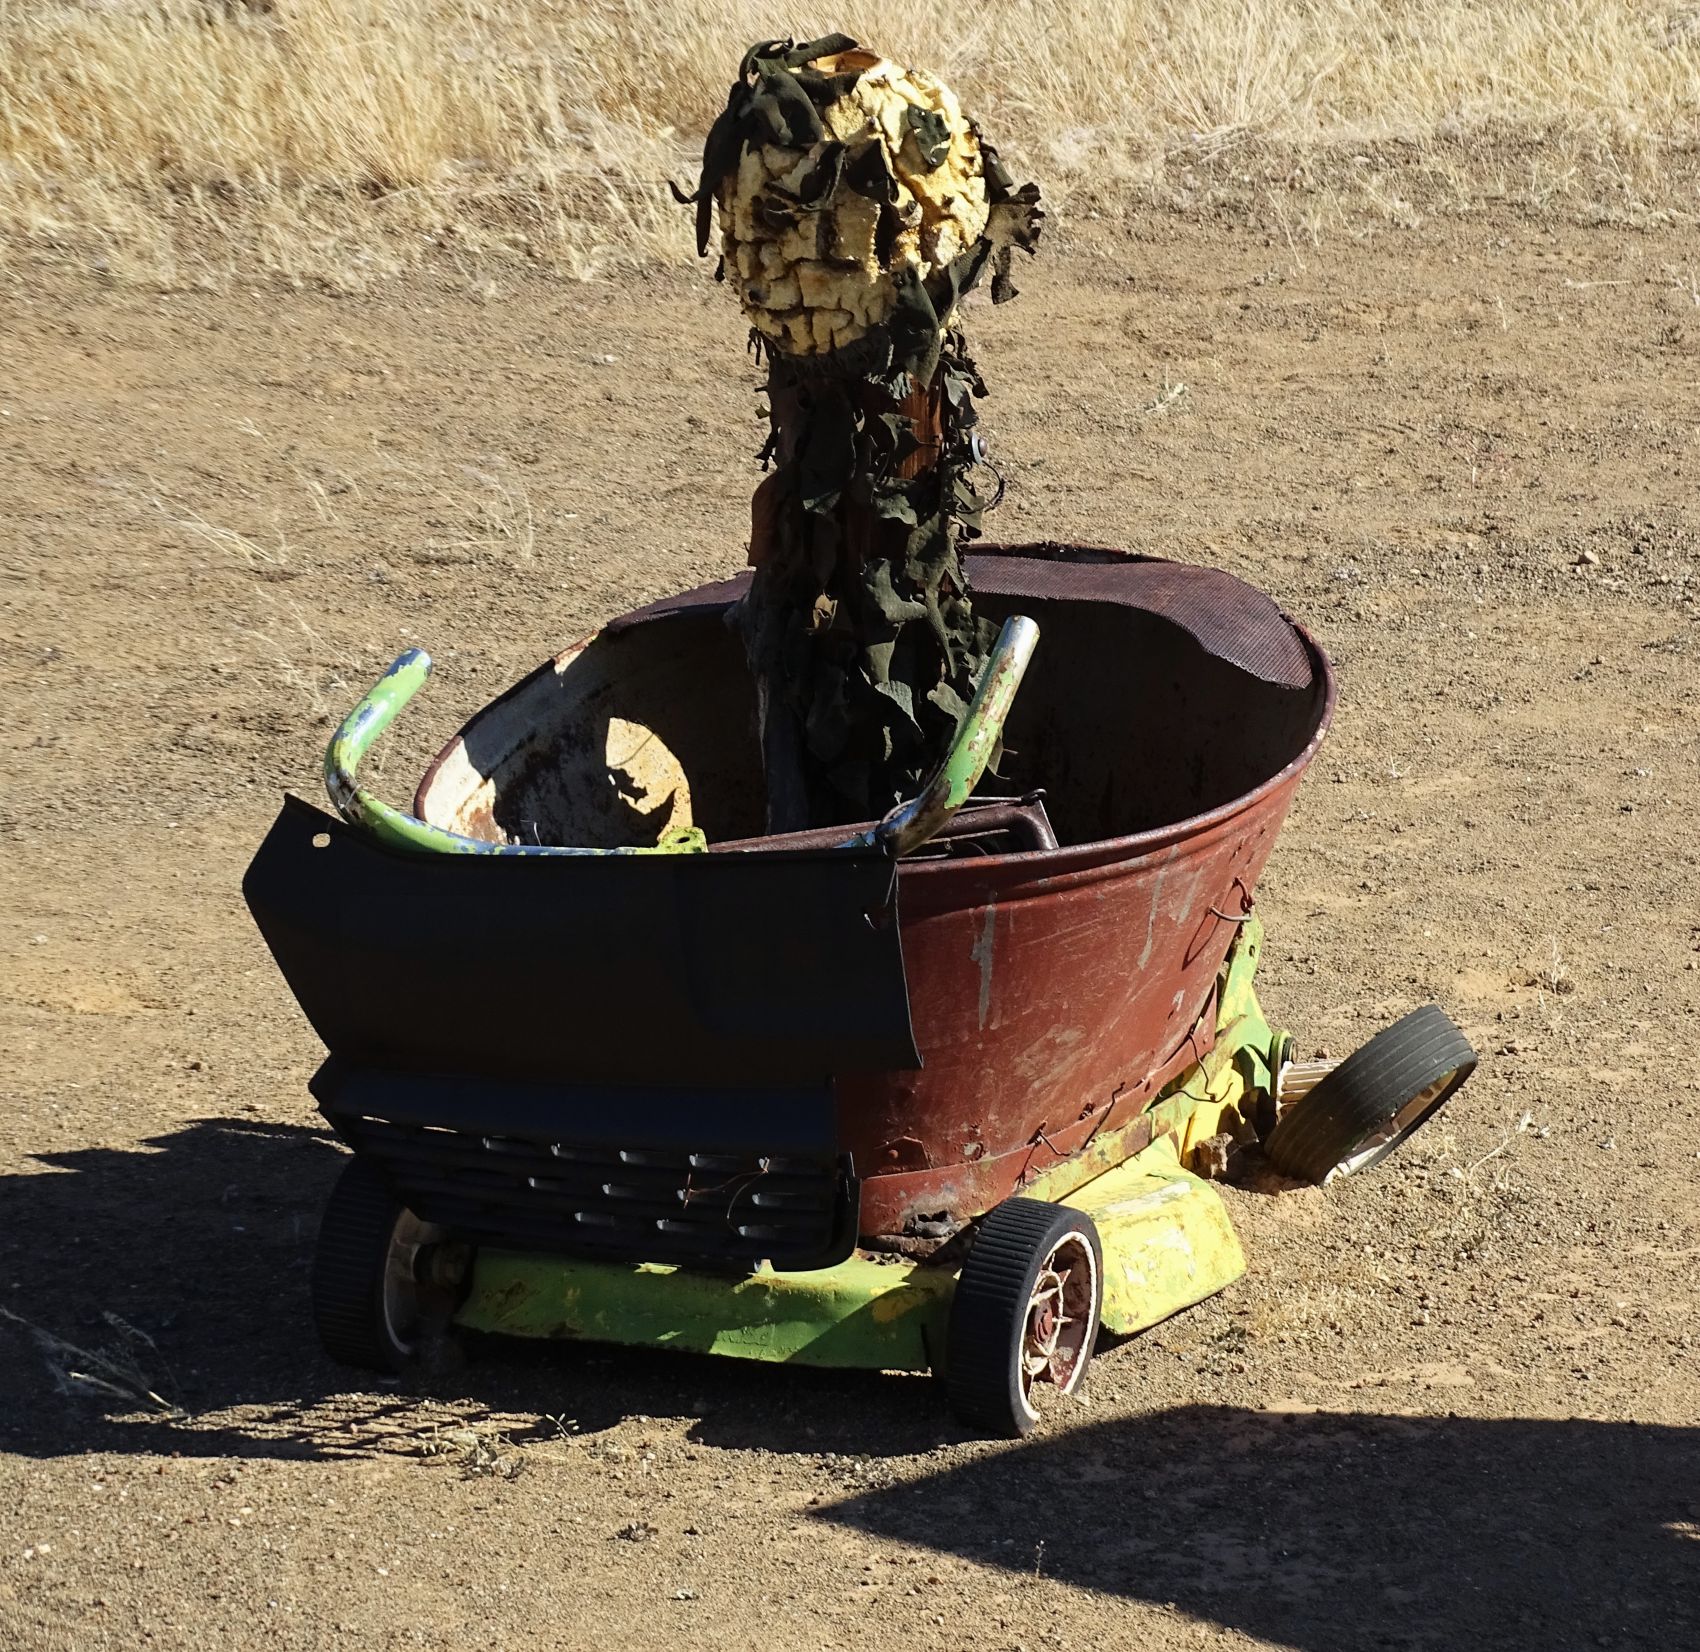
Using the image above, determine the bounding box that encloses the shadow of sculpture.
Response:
[0,1116,942,1461]
[819,1403,1700,1650]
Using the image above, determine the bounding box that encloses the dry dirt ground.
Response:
[2,212,1699,1652]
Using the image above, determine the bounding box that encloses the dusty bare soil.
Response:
[2,213,1699,1652]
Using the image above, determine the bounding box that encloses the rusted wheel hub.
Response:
[1018,1234,1097,1410]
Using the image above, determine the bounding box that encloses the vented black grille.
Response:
[341,1114,856,1270]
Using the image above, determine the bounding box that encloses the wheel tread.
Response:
[945,1198,1103,1439]
[311,1158,411,1372]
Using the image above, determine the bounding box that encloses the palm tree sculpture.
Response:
[675,37,1042,830]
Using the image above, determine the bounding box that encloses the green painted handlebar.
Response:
[325,614,1040,859]
[322,650,705,856]
[838,615,1041,855]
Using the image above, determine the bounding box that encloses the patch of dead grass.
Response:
[1,1,1697,284]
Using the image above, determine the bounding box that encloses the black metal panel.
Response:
[312,1058,841,1152]
[314,1062,856,1269]
[243,796,919,1087]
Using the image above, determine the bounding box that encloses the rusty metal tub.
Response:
[413,544,1336,1240]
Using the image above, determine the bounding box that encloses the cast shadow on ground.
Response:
[820,1404,1700,1652]
[0,1117,941,1462]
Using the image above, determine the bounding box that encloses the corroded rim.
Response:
[1325,1071,1464,1183]
[1017,1230,1099,1425]
[380,1208,447,1356]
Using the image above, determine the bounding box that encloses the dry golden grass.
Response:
[3,0,1698,286]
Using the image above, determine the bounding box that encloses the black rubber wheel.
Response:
[1264,1004,1477,1184]
[310,1158,449,1372]
[945,1198,1103,1439]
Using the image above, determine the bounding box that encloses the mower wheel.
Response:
[311,1158,455,1373]
[1265,1004,1477,1184]
[945,1198,1103,1438]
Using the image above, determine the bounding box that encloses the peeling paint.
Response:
[1169,862,1208,936]
[970,900,998,1030]
[1136,845,1180,970]
[1094,1178,1194,1219]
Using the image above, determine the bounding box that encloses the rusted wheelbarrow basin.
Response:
[245,544,1477,1436]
